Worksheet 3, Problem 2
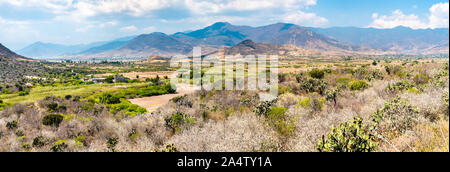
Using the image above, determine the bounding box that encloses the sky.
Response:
[0,0,448,50]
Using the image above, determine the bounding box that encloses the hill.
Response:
[310,26,449,54]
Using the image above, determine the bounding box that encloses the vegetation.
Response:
[317,117,377,152]
[0,57,448,152]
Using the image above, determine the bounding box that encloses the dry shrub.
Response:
[276,93,300,108]
[379,120,449,152]
[168,114,278,152]
[400,87,448,122]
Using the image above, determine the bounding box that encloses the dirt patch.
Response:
[128,84,200,113]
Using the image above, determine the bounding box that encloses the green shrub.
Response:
[253,100,277,116]
[267,107,287,119]
[99,93,121,104]
[65,95,72,100]
[151,144,179,152]
[109,99,147,117]
[32,136,46,147]
[297,97,311,108]
[325,88,341,105]
[6,120,18,130]
[107,137,119,151]
[42,114,64,127]
[47,103,58,112]
[299,78,328,95]
[267,107,295,137]
[336,77,351,88]
[317,117,377,152]
[370,98,419,138]
[74,136,85,147]
[309,69,325,79]
[385,65,403,75]
[165,112,196,132]
[18,91,29,96]
[348,80,369,91]
[353,67,384,81]
[386,80,413,93]
[413,73,430,85]
[51,140,68,152]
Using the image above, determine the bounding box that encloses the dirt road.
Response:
[128,84,200,113]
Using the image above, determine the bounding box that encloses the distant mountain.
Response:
[21,22,448,59]
[17,41,104,58]
[310,26,449,54]
[18,36,137,58]
[83,32,192,57]
[205,40,319,59]
[172,22,360,53]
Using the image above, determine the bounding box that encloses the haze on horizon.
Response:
[0,0,448,50]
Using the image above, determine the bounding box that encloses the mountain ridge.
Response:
[19,22,450,58]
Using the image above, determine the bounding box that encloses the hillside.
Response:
[0,43,49,85]
[82,32,192,58]
[310,26,449,54]
[205,40,319,58]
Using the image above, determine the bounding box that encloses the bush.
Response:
[353,67,384,81]
[172,95,193,108]
[165,112,196,132]
[42,114,64,127]
[413,73,430,85]
[348,80,369,91]
[266,107,295,137]
[109,99,147,117]
[47,103,59,112]
[317,117,377,152]
[99,93,121,104]
[151,144,179,152]
[107,137,119,151]
[32,136,46,147]
[325,88,341,105]
[51,140,68,152]
[18,91,29,96]
[309,69,325,79]
[253,100,277,116]
[65,95,72,100]
[336,77,351,88]
[386,80,413,93]
[6,120,18,130]
[299,78,328,95]
[370,98,419,138]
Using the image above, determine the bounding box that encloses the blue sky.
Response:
[0,0,448,50]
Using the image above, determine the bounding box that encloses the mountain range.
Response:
[16,22,449,58]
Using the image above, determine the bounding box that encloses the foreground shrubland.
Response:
[0,59,448,152]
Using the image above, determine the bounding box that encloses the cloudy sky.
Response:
[0,0,448,50]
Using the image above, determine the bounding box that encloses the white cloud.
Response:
[369,2,449,29]
[75,21,118,32]
[184,0,317,14]
[120,25,138,32]
[283,11,328,27]
[428,2,449,29]
[369,10,427,29]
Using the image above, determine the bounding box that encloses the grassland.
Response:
[0,82,148,105]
